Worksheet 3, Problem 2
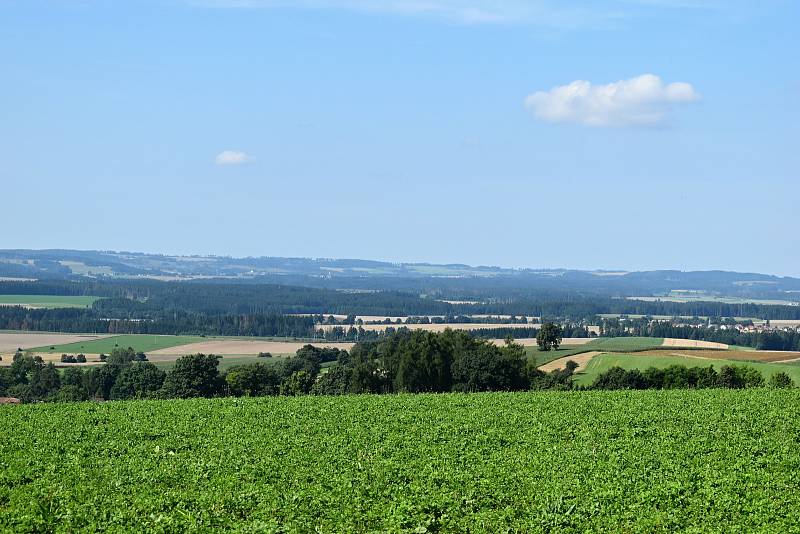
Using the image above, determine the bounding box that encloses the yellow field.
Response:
[661,338,728,350]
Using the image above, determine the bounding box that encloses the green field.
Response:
[583,336,665,352]
[0,295,99,309]
[2,390,800,531]
[525,344,596,366]
[577,352,800,386]
[29,334,207,354]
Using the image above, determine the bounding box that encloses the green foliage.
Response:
[536,322,563,352]
[590,364,767,390]
[159,354,222,399]
[50,385,89,402]
[769,371,795,389]
[451,339,528,392]
[279,370,314,396]
[110,363,166,400]
[224,363,280,397]
[2,390,800,531]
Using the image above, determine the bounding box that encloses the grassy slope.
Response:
[576,353,800,386]
[2,391,800,531]
[0,295,99,308]
[525,344,595,366]
[29,334,208,354]
[585,337,665,351]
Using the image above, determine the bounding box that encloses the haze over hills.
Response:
[1,249,798,303]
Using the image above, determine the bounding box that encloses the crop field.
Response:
[0,295,99,309]
[2,390,800,531]
[659,349,800,363]
[586,337,665,351]
[148,340,354,358]
[0,333,109,356]
[576,353,800,386]
[524,344,597,367]
[28,334,208,355]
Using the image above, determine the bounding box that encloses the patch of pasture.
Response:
[0,295,99,309]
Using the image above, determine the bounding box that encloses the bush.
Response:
[768,372,795,389]
[225,363,281,396]
[51,385,89,402]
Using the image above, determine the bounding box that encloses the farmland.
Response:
[0,295,99,309]
[27,334,208,355]
[2,390,800,531]
[576,352,800,386]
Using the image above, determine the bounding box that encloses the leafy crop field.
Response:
[577,353,800,386]
[28,334,207,354]
[0,295,99,309]
[2,390,800,532]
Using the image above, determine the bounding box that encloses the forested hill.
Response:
[1,249,799,302]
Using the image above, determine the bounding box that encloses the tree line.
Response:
[0,306,316,337]
[589,364,793,390]
[0,332,575,402]
[3,279,800,321]
[3,332,794,404]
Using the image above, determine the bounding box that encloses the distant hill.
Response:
[1,249,799,302]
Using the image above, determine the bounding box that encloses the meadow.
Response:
[2,390,799,532]
[28,334,208,354]
[0,295,98,309]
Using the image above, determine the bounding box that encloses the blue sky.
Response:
[2,0,798,275]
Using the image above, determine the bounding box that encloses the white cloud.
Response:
[215,150,252,165]
[524,74,700,127]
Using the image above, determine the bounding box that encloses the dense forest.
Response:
[2,280,800,320]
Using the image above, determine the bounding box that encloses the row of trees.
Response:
[0,345,349,403]
[0,306,316,337]
[0,332,579,403]
[3,330,795,404]
[589,364,794,390]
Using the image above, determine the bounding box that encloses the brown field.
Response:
[0,333,109,354]
[149,340,355,358]
[661,338,729,350]
[539,352,602,373]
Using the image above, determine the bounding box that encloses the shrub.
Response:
[768,372,795,389]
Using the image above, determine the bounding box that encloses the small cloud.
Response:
[215,150,252,165]
[524,74,700,127]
